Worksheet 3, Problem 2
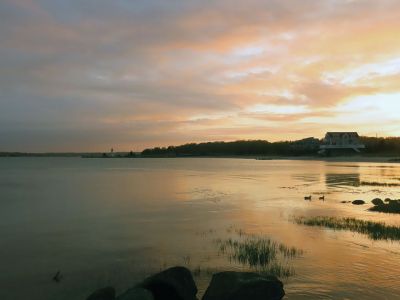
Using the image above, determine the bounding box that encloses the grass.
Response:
[215,234,302,278]
[295,216,400,241]
[359,181,400,187]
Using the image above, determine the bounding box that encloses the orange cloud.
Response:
[1,0,400,150]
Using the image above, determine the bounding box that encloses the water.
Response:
[1,157,400,299]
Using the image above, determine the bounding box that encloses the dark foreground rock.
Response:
[138,266,197,300]
[87,286,116,300]
[372,198,384,206]
[352,200,365,205]
[88,267,286,300]
[202,271,285,300]
[117,287,154,300]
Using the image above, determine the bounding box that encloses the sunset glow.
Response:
[1,0,400,151]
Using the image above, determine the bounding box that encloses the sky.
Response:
[1,0,400,152]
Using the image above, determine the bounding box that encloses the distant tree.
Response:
[141,137,400,157]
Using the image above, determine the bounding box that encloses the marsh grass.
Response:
[295,216,400,241]
[359,181,400,187]
[215,233,302,278]
[182,255,191,265]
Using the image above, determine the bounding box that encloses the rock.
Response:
[117,287,154,300]
[369,200,400,214]
[352,200,365,205]
[388,199,399,204]
[87,286,116,300]
[385,198,391,202]
[340,201,347,203]
[138,266,197,300]
[202,271,284,300]
[372,198,384,206]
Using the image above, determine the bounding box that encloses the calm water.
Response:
[1,157,400,299]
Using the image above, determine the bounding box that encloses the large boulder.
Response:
[87,286,116,300]
[372,198,384,206]
[138,266,197,300]
[202,272,284,300]
[117,287,154,300]
[352,200,365,205]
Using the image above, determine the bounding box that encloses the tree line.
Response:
[141,137,400,157]
[142,139,318,156]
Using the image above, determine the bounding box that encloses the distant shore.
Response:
[255,155,400,163]
[138,155,400,163]
[1,153,399,163]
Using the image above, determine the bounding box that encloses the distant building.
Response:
[319,132,365,153]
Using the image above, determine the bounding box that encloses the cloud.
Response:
[1,0,400,151]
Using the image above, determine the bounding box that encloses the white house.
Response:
[320,132,365,153]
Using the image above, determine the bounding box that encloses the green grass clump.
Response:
[295,216,400,241]
[215,235,302,278]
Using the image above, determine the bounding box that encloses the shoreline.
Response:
[255,155,400,163]
[1,154,399,163]
[136,154,400,163]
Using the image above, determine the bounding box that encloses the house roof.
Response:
[325,132,359,138]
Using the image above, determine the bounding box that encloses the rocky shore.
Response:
[86,266,285,300]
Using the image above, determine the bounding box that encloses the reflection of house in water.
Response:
[319,132,365,154]
[292,173,321,184]
[325,173,360,188]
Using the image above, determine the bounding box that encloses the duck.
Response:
[319,195,325,201]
